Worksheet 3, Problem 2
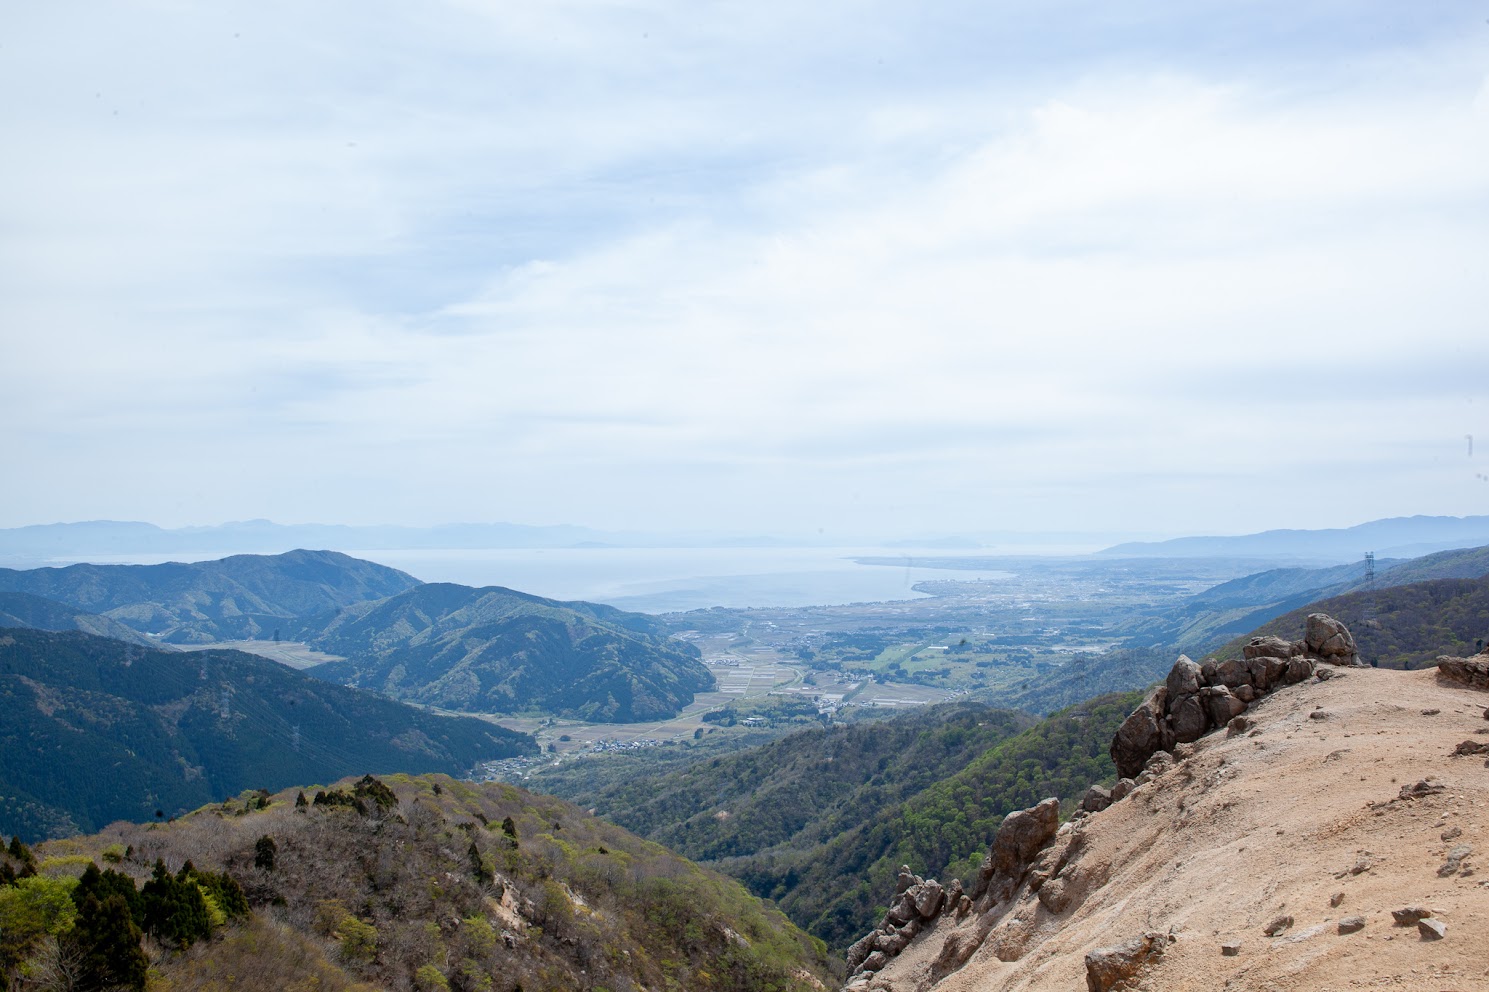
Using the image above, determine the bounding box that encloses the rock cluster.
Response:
[844,866,952,978]
[1110,613,1358,778]
[844,799,1064,986]
[1435,653,1489,691]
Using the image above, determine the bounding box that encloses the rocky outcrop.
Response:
[1435,653,1489,691]
[845,866,953,978]
[1111,614,1359,778]
[844,799,1069,986]
[1084,931,1167,992]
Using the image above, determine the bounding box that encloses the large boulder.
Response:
[1305,613,1357,662]
[1202,685,1246,726]
[1168,694,1210,744]
[1244,635,1300,660]
[1165,655,1204,698]
[1436,656,1489,691]
[1213,658,1253,690]
[976,798,1061,903]
[1085,932,1166,992]
[1110,685,1169,779]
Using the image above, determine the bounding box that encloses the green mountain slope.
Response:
[303,583,713,722]
[0,629,535,842]
[14,773,832,992]
[0,590,164,648]
[0,549,421,643]
[1214,574,1489,668]
[534,694,1136,950]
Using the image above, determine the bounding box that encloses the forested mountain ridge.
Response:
[0,549,421,643]
[5,772,832,992]
[0,629,534,842]
[0,590,164,648]
[1216,573,1489,668]
[535,694,1138,950]
[302,583,713,722]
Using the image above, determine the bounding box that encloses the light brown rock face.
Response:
[1110,686,1170,779]
[843,666,1489,992]
[1305,612,1358,663]
[1436,655,1489,691]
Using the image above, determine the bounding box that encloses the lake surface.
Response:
[26,545,1074,613]
[347,547,1026,613]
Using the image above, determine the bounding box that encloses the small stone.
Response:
[1220,941,1241,956]
[1452,740,1489,756]
[1442,826,1463,841]
[1227,715,1250,737]
[1399,780,1446,800]
[1309,710,1328,721]
[1421,708,1441,716]
[1263,915,1293,937]
[1338,916,1365,934]
[1417,918,1446,940]
[1330,892,1345,908]
[1392,907,1431,926]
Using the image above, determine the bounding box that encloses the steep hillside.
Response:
[0,549,421,643]
[1216,575,1489,668]
[838,652,1489,992]
[536,697,1136,951]
[0,629,534,842]
[6,773,832,992]
[303,583,713,722]
[0,590,164,648]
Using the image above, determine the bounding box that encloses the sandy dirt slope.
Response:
[864,666,1489,992]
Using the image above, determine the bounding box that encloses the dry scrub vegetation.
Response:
[11,774,831,992]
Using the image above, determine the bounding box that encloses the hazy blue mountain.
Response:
[0,590,164,648]
[302,583,714,722]
[0,549,421,643]
[0,628,536,842]
[1098,514,1489,562]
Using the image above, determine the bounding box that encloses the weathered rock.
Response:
[1263,914,1294,937]
[1391,906,1431,925]
[1226,715,1251,737]
[887,890,919,925]
[1442,826,1462,841]
[1203,685,1247,726]
[1399,779,1445,800]
[1437,844,1472,877]
[1306,613,1358,661]
[1110,778,1136,802]
[1453,739,1489,756]
[942,878,963,913]
[846,932,876,973]
[1244,635,1300,660]
[1337,916,1365,934]
[1309,709,1328,721]
[1214,657,1253,690]
[913,880,945,918]
[1330,891,1345,908]
[1169,693,1210,744]
[1081,785,1113,814]
[1220,941,1241,956]
[1084,932,1165,992]
[1143,750,1176,777]
[1435,656,1489,691]
[1166,655,1204,698]
[1418,918,1447,941]
[1036,876,1072,914]
[1282,657,1316,685]
[1234,683,1257,702]
[896,865,917,894]
[1111,686,1169,779]
[955,894,971,916]
[861,950,889,972]
[987,798,1061,885]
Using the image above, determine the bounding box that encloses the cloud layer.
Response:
[3,1,1487,538]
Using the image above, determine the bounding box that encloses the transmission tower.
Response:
[1363,551,1375,588]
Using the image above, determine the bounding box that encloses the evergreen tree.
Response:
[255,835,278,871]
[68,891,148,992]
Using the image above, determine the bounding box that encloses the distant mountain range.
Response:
[1099,514,1489,561]
[0,628,535,841]
[0,549,715,724]
[0,549,420,643]
[300,583,713,722]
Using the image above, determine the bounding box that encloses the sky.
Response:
[3,1,1488,543]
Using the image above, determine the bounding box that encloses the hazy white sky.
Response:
[3,1,1487,541]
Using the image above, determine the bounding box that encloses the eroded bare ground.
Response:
[862,666,1488,992]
